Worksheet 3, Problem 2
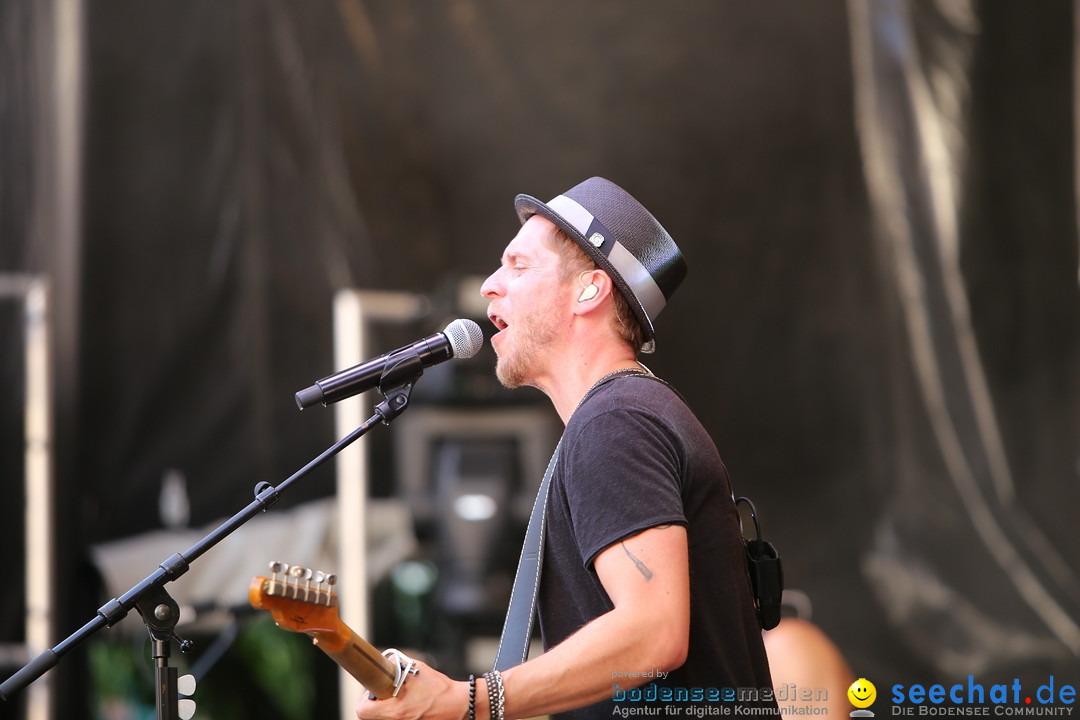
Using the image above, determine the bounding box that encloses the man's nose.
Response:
[480,268,502,298]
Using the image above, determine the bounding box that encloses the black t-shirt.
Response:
[537,374,777,719]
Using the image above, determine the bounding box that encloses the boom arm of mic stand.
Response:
[0,407,390,711]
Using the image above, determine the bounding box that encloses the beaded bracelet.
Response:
[468,675,477,720]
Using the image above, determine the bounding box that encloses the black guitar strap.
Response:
[492,437,561,671]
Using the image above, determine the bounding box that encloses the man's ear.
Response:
[574,269,613,312]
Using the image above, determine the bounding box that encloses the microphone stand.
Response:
[0,360,425,720]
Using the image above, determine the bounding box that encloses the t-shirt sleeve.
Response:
[561,407,688,569]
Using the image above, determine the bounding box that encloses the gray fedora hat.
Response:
[515,176,687,353]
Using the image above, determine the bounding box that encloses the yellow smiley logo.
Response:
[848,678,877,708]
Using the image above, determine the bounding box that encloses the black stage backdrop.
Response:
[2,1,1078,717]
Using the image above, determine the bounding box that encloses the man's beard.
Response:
[494,298,563,389]
[495,354,526,388]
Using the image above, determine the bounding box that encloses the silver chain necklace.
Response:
[572,362,655,416]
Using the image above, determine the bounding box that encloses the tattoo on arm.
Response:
[621,542,654,581]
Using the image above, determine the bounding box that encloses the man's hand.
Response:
[357,525,689,720]
[355,659,473,720]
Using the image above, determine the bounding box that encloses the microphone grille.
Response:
[443,318,484,359]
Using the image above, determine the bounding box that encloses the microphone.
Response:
[295,318,484,409]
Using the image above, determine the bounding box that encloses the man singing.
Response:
[356,177,775,720]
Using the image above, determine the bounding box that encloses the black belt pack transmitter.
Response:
[736,496,784,630]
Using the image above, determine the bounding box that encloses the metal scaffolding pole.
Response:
[0,275,55,720]
[332,289,426,720]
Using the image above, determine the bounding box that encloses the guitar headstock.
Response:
[251,560,400,698]
[250,561,341,634]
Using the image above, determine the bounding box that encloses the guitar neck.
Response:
[309,624,398,699]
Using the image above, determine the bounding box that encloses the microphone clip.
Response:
[372,348,425,424]
[374,382,414,425]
